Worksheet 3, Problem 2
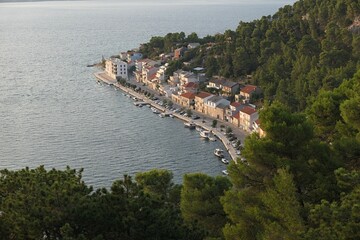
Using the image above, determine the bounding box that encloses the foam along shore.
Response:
[94,72,238,163]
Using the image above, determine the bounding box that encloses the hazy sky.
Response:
[0,0,298,4]
[102,0,298,5]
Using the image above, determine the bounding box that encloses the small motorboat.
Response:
[214,148,224,157]
[222,170,229,176]
[221,158,229,164]
[200,130,210,139]
[184,122,196,129]
[208,136,216,142]
[151,107,160,114]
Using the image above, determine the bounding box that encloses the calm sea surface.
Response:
[0,0,294,187]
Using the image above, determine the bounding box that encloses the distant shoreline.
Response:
[0,0,79,3]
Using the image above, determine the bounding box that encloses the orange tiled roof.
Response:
[180,92,196,99]
[232,112,240,120]
[148,73,157,80]
[230,102,242,107]
[240,106,257,115]
[241,85,257,94]
[196,91,212,99]
[183,82,198,88]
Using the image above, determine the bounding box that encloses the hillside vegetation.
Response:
[141,0,359,112]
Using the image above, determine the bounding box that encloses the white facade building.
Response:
[105,58,128,80]
[156,65,167,83]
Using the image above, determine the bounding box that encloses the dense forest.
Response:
[141,0,359,112]
[1,0,359,239]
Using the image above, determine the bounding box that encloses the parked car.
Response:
[228,136,237,141]
[191,115,200,120]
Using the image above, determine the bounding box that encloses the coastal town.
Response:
[95,42,266,165]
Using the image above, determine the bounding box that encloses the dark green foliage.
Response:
[0,168,202,240]
[181,173,231,239]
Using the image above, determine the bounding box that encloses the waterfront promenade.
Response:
[94,72,246,163]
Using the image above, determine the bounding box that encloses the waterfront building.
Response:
[155,65,167,84]
[207,78,239,96]
[239,106,259,132]
[135,59,160,72]
[169,70,197,87]
[142,66,158,86]
[221,80,240,96]
[226,102,244,122]
[135,59,160,82]
[238,85,261,103]
[105,58,128,80]
[253,119,266,138]
[172,92,195,108]
[231,111,240,127]
[174,47,187,59]
[205,96,230,120]
[180,82,198,94]
[159,85,175,98]
[194,92,213,114]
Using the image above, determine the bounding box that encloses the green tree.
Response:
[135,169,173,200]
[0,166,92,239]
[181,173,231,239]
[305,168,360,240]
[212,120,218,128]
[260,169,304,240]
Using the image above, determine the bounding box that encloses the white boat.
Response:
[222,170,229,175]
[184,122,196,129]
[200,130,210,139]
[169,114,174,118]
[221,158,229,164]
[151,107,160,114]
[208,136,216,142]
[195,126,203,132]
[214,148,224,157]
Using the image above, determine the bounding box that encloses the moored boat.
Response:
[151,107,160,114]
[214,148,224,157]
[222,170,229,175]
[200,130,210,139]
[184,122,196,129]
[208,136,216,142]
[221,158,229,164]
